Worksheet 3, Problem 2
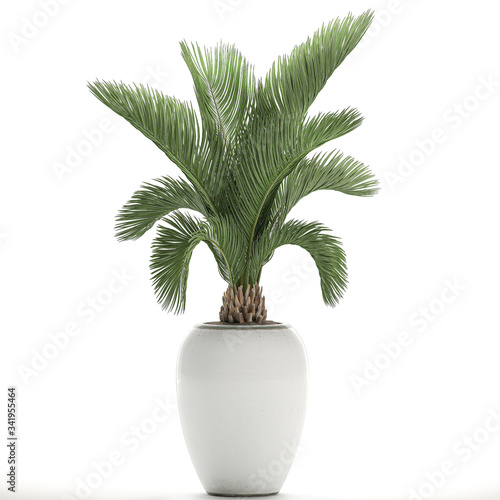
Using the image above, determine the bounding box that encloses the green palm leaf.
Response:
[251,220,348,306]
[257,10,374,117]
[231,107,363,282]
[115,176,209,241]
[206,215,248,285]
[271,150,379,226]
[87,80,219,214]
[180,42,255,199]
[150,211,246,312]
[151,212,221,312]
[180,42,255,149]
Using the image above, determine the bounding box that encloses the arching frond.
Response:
[232,108,363,235]
[228,107,363,283]
[271,150,379,226]
[205,215,247,285]
[251,220,348,306]
[87,80,219,214]
[150,212,245,313]
[115,176,209,241]
[256,10,374,117]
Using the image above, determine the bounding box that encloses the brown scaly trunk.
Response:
[219,284,267,324]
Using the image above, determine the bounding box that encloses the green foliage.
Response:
[250,220,348,307]
[88,10,379,314]
[150,211,245,312]
[115,176,208,241]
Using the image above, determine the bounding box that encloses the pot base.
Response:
[207,492,279,497]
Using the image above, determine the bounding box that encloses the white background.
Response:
[1,1,500,499]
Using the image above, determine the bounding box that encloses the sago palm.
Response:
[88,10,379,324]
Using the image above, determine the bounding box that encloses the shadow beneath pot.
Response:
[107,495,368,500]
[99,495,500,500]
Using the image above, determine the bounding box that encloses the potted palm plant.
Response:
[89,10,378,496]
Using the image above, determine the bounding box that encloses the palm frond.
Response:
[180,42,255,149]
[150,211,245,312]
[251,219,348,306]
[180,42,255,199]
[204,215,247,285]
[115,176,209,241]
[233,108,363,232]
[87,80,219,214]
[229,107,363,283]
[271,150,379,226]
[256,10,374,117]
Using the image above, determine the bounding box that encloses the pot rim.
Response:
[195,322,291,330]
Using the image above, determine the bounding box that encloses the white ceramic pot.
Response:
[176,322,308,496]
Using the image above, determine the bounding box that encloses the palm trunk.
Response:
[219,284,267,324]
